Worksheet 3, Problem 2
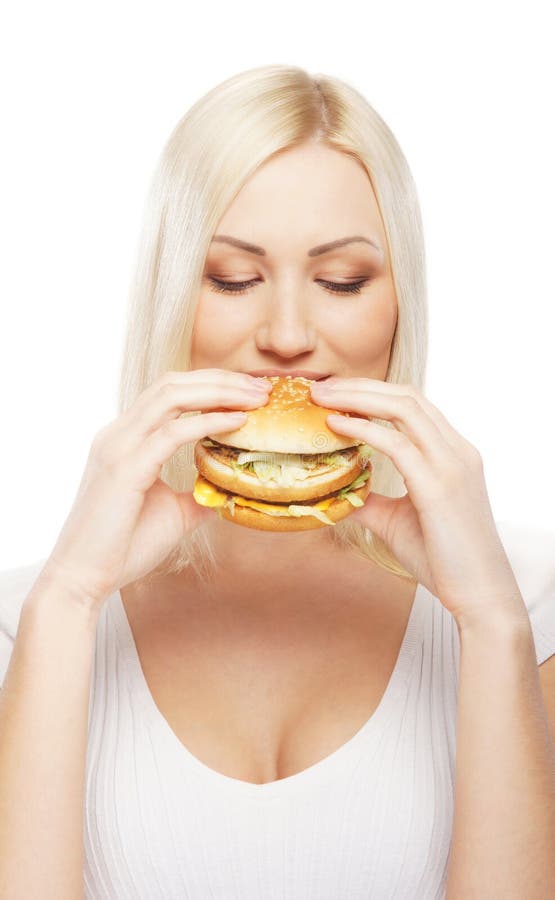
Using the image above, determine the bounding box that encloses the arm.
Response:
[311,380,555,894]
[0,371,259,899]
[0,565,101,900]
[445,609,555,899]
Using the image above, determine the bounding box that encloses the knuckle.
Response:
[159,417,180,438]
[90,427,119,470]
[149,371,179,394]
[95,444,118,471]
[159,381,179,402]
[464,441,484,468]
[400,393,420,412]
[90,425,110,456]
[90,428,105,451]
[401,384,421,400]
[164,369,187,383]
[390,430,411,455]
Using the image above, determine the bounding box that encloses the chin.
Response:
[193,375,373,532]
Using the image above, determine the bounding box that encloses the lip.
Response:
[245,370,332,381]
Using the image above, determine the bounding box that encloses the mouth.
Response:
[245,370,332,381]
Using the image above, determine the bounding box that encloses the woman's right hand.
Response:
[42,369,271,611]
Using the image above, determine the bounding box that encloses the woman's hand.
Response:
[44,369,271,612]
[310,376,527,629]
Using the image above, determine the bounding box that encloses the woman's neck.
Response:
[201,516,344,582]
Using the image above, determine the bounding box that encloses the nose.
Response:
[254,287,316,357]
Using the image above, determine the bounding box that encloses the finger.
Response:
[347,491,404,542]
[130,382,269,438]
[122,368,269,424]
[120,411,249,492]
[313,387,451,466]
[314,379,465,452]
[111,382,268,456]
[324,413,439,506]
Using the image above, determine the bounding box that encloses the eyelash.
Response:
[208,277,369,296]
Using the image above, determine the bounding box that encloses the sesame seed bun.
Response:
[207,374,364,454]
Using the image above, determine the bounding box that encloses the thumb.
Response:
[348,491,400,545]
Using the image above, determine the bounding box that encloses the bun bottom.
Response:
[217,479,372,532]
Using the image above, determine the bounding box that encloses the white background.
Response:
[1,0,553,570]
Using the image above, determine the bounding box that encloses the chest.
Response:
[122,580,417,786]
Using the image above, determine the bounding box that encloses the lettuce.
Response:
[337,469,370,499]
[356,444,374,467]
[341,492,365,507]
[320,452,352,468]
[287,505,335,526]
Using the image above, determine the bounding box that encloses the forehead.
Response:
[210,144,387,258]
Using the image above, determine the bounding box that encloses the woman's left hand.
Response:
[310,376,527,630]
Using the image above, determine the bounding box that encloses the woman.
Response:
[1,65,554,899]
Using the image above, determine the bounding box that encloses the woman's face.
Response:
[191,142,398,382]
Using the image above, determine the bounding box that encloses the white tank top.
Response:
[1,519,553,899]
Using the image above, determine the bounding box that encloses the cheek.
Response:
[191,293,254,366]
[325,288,398,361]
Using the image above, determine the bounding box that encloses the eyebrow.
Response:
[210,234,384,258]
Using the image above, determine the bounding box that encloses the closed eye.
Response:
[207,277,369,296]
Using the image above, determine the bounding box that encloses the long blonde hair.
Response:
[117,64,428,585]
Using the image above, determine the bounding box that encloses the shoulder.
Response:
[495,520,555,665]
[0,558,48,685]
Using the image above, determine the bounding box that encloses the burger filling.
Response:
[194,440,372,526]
[199,438,373,488]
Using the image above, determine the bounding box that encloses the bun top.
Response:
[207,375,365,453]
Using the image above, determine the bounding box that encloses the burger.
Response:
[192,375,373,531]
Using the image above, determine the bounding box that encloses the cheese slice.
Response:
[192,473,335,519]
[193,475,228,508]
